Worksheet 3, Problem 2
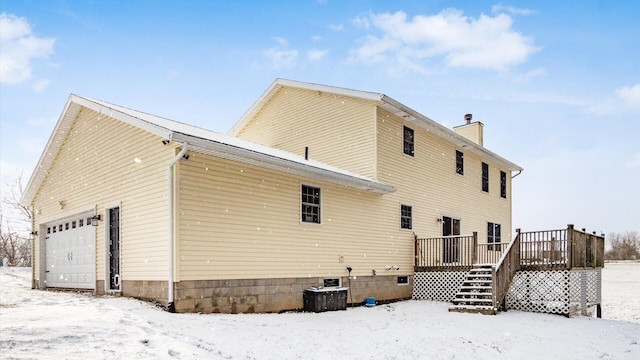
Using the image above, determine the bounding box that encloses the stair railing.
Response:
[491,228,522,311]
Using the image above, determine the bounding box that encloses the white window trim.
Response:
[400,203,413,231]
[300,183,322,225]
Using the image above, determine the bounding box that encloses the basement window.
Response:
[403,126,414,156]
[323,278,341,288]
[301,185,321,224]
[397,276,408,285]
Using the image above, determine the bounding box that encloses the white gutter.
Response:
[167,143,188,313]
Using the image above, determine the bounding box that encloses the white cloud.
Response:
[491,4,535,16]
[616,84,640,110]
[31,78,50,92]
[586,83,640,115]
[307,49,328,61]
[327,24,344,32]
[512,67,546,83]
[311,35,322,41]
[0,12,55,84]
[349,9,538,72]
[264,38,298,69]
[352,16,370,29]
[627,152,640,169]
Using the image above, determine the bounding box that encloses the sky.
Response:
[0,0,638,235]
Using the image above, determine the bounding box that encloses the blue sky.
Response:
[1,0,638,235]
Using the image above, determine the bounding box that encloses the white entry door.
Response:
[44,212,96,289]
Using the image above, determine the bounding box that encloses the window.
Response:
[47,227,51,234]
[500,171,507,198]
[323,278,341,287]
[403,126,414,156]
[481,162,489,192]
[301,185,321,224]
[397,276,409,285]
[79,219,84,227]
[72,221,77,229]
[58,224,63,232]
[456,150,464,175]
[400,205,412,229]
[488,222,501,251]
[65,223,69,230]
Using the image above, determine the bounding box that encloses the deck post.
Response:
[472,231,478,264]
[567,224,574,269]
[597,304,602,318]
[414,233,418,270]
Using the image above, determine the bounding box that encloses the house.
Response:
[24,78,596,315]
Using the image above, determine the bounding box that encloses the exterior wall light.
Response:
[91,214,102,226]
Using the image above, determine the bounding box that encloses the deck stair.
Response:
[448,266,496,315]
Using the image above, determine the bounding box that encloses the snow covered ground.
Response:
[1,264,639,360]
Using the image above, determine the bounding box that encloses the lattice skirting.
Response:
[506,269,601,316]
[412,271,467,302]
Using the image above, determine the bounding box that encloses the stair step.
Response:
[460,285,492,290]
[462,279,492,284]
[448,305,496,315]
[452,298,493,304]
[467,274,492,279]
[455,293,493,299]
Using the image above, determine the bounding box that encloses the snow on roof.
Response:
[21,94,395,205]
[230,78,523,173]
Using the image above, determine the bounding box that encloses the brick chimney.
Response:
[453,113,483,146]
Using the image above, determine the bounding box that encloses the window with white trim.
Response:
[401,205,412,229]
[488,222,501,251]
[482,162,489,192]
[301,185,321,224]
[500,171,507,198]
[403,126,414,156]
[456,150,464,175]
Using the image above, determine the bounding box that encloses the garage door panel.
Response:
[45,212,96,289]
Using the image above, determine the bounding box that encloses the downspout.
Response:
[511,169,522,179]
[168,143,188,313]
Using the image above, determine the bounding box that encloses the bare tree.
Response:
[0,213,32,266]
[1,173,33,267]
[605,231,640,260]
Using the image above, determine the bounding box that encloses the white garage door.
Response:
[44,212,96,289]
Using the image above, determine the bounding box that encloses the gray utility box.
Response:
[303,287,348,312]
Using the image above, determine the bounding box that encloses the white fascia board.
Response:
[21,96,80,206]
[170,132,396,194]
[380,95,523,172]
[71,95,173,140]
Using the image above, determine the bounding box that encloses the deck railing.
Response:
[414,233,478,270]
[519,225,604,270]
[492,229,522,310]
[414,224,605,311]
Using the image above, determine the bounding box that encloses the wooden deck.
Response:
[414,224,605,314]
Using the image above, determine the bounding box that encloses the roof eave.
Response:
[228,78,384,136]
[20,95,175,206]
[380,95,523,172]
[171,132,396,195]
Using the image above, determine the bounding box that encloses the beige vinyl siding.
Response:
[176,152,412,281]
[234,87,378,179]
[376,108,512,244]
[31,107,173,282]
